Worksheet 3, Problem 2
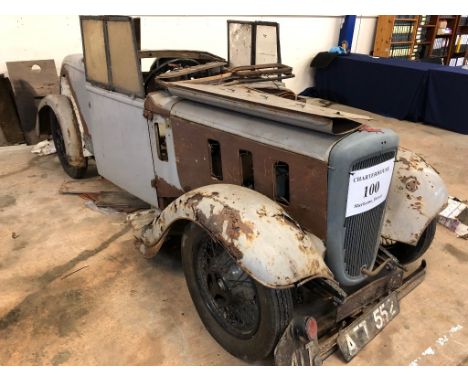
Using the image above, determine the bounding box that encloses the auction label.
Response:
[346,158,395,217]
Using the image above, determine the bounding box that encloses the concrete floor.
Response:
[0,109,467,366]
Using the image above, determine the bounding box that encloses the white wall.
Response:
[0,15,376,93]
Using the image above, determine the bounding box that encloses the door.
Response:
[80,16,158,206]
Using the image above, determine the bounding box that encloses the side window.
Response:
[208,139,223,180]
[255,24,280,64]
[274,161,290,205]
[239,150,254,188]
[80,16,144,98]
[227,20,281,66]
[228,22,253,67]
[106,19,143,96]
[81,18,110,87]
[154,123,168,161]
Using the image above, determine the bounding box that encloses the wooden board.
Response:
[59,177,122,195]
[95,192,150,211]
[60,177,150,212]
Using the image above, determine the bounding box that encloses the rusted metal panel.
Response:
[171,99,342,162]
[6,60,59,97]
[7,60,59,143]
[60,66,91,138]
[60,75,92,157]
[137,184,334,288]
[167,83,364,135]
[156,61,227,80]
[60,55,94,149]
[144,91,180,118]
[139,50,225,62]
[382,148,448,245]
[0,75,24,145]
[314,260,426,365]
[151,176,184,198]
[274,317,322,366]
[171,116,329,239]
[336,266,404,322]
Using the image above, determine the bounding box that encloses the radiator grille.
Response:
[343,151,396,277]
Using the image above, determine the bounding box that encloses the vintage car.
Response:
[36,16,448,365]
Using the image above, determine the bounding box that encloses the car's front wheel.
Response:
[181,223,293,361]
[382,218,437,265]
[49,110,87,179]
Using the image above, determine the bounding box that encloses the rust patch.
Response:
[358,125,383,133]
[180,190,258,259]
[256,205,268,217]
[399,175,420,192]
[397,153,428,172]
[61,67,90,136]
[273,212,301,230]
[152,176,184,198]
[214,205,256,242]
[144,96,171,118]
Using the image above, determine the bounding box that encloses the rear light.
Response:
[305,317,318,340]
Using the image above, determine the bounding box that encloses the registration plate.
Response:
[337,293,400,361]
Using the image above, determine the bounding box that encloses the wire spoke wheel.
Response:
[195,238,260,338]
[182,223,293,361]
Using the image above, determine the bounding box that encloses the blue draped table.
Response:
[424,65,468,135]
[305,54,468,134]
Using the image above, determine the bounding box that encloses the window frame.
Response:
[239,149,254,188]
[154,122,168,162]
[273,161,290,205]
[208,139,223,180]
[79,15,144,98]
[227,20,282,66]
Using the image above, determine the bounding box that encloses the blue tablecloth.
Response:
[305,54,468,134]
[424,66,468,135]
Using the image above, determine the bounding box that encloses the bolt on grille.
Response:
[343,151,396,277]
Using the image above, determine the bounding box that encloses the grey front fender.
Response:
[35,94,86,167]
[136,184,334,288]
[382,148,448,245]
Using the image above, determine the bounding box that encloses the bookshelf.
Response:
[427,16,460,64]
[373,16,419,59]
[412,15,437,60]
[373,15,468,65]
[449,15,468,66]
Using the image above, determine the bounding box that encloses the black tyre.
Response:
[383,218,437,265]
[181,223,293,361]
[49,110,87,179]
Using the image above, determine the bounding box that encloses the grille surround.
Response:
[343,151,396,277]
[325,129,399,287]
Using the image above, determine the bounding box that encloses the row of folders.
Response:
[391,22,414,42]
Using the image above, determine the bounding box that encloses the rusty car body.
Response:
[36,16,448,365]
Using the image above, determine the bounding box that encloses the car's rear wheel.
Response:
[382,218,437,265]
[181,223,293,361]
[49,110,87,179]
